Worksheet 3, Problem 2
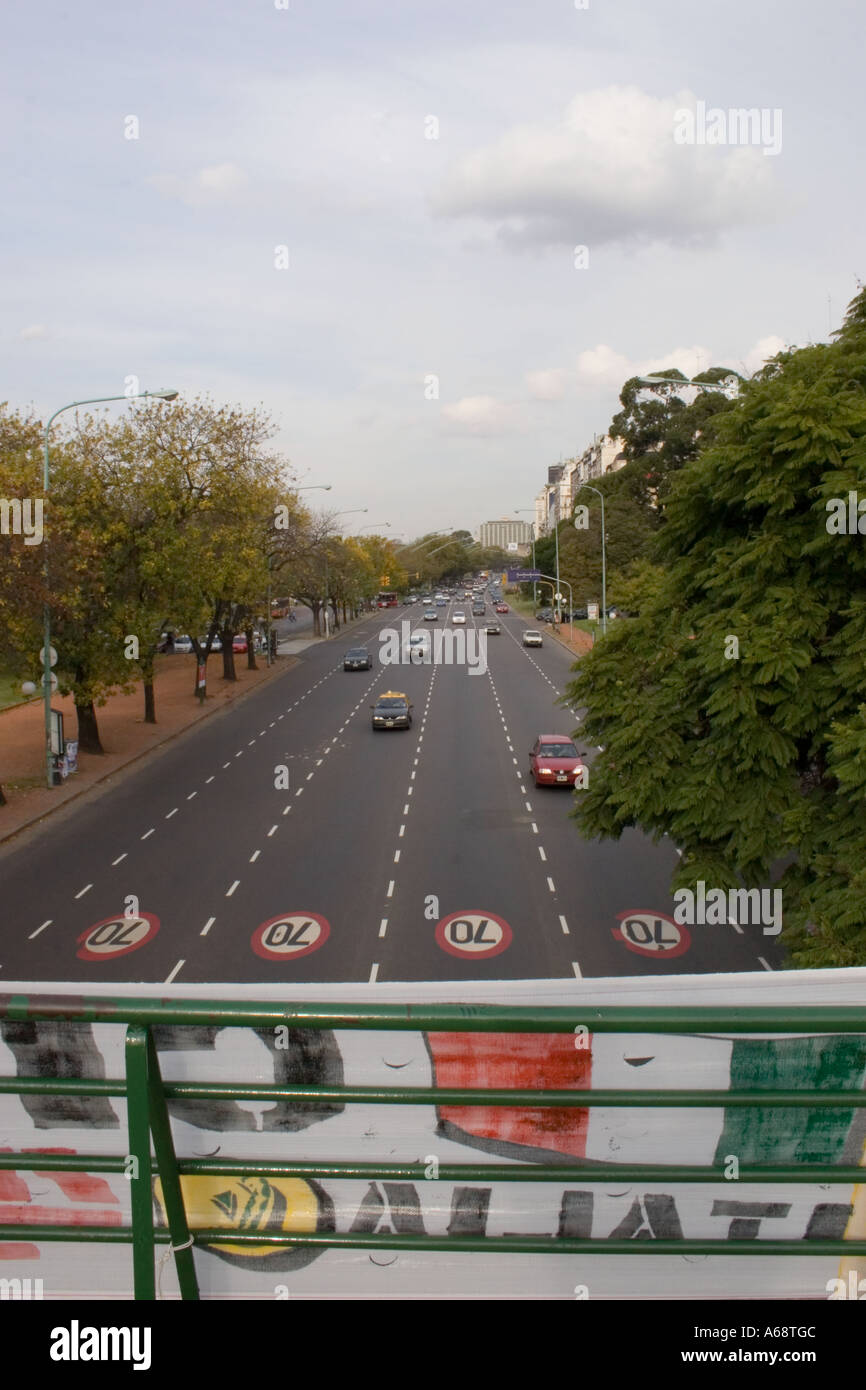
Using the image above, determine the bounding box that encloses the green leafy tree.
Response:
[563,287,866,967]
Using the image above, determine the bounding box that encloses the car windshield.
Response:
[539,743,578,758]
[347,650,367,658]
[377,698,407,709]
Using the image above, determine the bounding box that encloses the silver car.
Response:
[522,629,543,647]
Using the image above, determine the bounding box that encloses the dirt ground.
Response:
[0,651,298,844]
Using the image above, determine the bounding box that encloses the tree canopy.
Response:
[563,287,866,967]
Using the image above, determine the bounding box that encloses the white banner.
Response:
[1,969,864,1300]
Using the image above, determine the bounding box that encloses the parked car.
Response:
[529,736,586,788]
[535,608,553,623]
[173,634,194,654]
[232,635,247,653]
[522,629,543,647]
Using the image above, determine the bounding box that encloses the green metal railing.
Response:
[0,995,865,1299]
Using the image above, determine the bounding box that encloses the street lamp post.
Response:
[41,388,178,789]
[574,483,606,637]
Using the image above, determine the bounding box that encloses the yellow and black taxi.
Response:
[370,690,413,730]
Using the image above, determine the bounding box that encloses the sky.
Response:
[2,0,864,540]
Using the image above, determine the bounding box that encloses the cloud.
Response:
[440,395,523,436]
[19,324,49,340]
[432,85,782,250]
[526,369,570,401]
[576,345,633,387]
[525,335,784,401]
[149,163,247,207]
[742,335,787,374]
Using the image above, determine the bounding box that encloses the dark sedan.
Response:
[344,647,373,671]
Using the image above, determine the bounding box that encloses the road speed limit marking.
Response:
[251,913,330,961]
[76,913,160,961]
[612,910,690,959]
[435,910,512,960]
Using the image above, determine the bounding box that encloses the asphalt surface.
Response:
[0,596,783,985]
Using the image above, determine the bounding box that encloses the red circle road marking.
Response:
[76,913,160,962]
[435,910,513,960]
[251,913,331,961]
[612,910,690,959]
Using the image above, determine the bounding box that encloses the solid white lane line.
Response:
[75,884,93,899]
[226,880,240,897]
[201,917,215,936]
[29,920,52,939]
[165,960,185,984]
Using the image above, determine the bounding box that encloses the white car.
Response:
[452,610,466,625]
[173,634,194,653]
[522,629,543,647]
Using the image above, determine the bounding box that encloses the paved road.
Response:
[0,598,783,985]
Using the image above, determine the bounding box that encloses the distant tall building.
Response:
[478,517,534,553]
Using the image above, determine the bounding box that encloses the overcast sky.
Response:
[3,0,863,539]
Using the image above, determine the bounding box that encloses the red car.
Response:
[529,736,585,787]
[232,635,248,653]
[495,602,508,613]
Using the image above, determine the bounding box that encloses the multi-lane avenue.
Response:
[0,596,782,985]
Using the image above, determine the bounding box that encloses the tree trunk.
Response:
[75,698,104,754]
[142,650,157,724]
[245,627,257,670]
[0,783,6,806]
[220,628,237,680]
